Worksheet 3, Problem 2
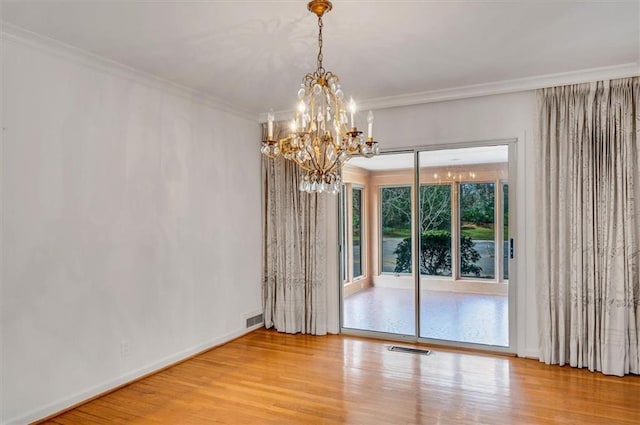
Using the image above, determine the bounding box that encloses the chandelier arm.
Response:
[331,91,344,139]
[320,135,339,171]
[321,141,331,171]
[278,135,292,145]
[306,143,323,173]
[293,160,315,173]
[346,145,360,155]
[323,155,341,174]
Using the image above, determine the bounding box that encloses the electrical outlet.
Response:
[120,340,130,358]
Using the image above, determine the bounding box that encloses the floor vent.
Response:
[387,346,432,356]
[246,313,264,328]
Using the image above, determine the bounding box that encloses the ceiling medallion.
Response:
[261,0,379,194]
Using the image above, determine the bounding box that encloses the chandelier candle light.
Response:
[261,0,380,194]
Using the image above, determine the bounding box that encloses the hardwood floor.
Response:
[41,328,639,424]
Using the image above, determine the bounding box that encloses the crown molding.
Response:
[359,63,640,111]
[0,22,256,122]
[259,62,640,122]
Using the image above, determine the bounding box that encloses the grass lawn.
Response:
[382,227,411,238]
[461,224,495,240]
[382,224,507,241]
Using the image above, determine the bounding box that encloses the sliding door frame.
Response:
[340,138,518,354]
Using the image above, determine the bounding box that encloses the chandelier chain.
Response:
[317,15,324,74]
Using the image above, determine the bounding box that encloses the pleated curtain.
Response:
[262,123,328,335]
[537,77,640,376]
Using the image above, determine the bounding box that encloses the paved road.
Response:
[380,237,508,279]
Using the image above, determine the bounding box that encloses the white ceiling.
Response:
[2,0,639,116]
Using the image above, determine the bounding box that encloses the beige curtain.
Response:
[537,77,640,376]
[262,123,328,335]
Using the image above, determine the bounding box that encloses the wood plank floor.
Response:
[41,328,639,424]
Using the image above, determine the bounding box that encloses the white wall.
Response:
[359,92,540,358]
[0,32,262,424]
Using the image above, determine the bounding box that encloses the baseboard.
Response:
[3,326,261,425]
[521,347,540,360]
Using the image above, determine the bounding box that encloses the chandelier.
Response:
[261,0,379,194]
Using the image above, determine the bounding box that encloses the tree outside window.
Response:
[382,183,489,278]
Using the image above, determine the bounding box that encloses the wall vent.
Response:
[387,345,432,356]
[245,313,264,328]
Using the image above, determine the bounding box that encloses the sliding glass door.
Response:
[341,152,415,336]
[340,143,515,350]
[418,146,510,346]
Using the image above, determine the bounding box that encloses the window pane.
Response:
[419,184,452,276]
[352,187,363,278]
[380,186,412,273]
[459,183,495,279]
[503,182,509,280]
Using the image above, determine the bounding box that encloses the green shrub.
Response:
[393,230,482,276]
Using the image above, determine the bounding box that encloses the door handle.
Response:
[510,238,514,259]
